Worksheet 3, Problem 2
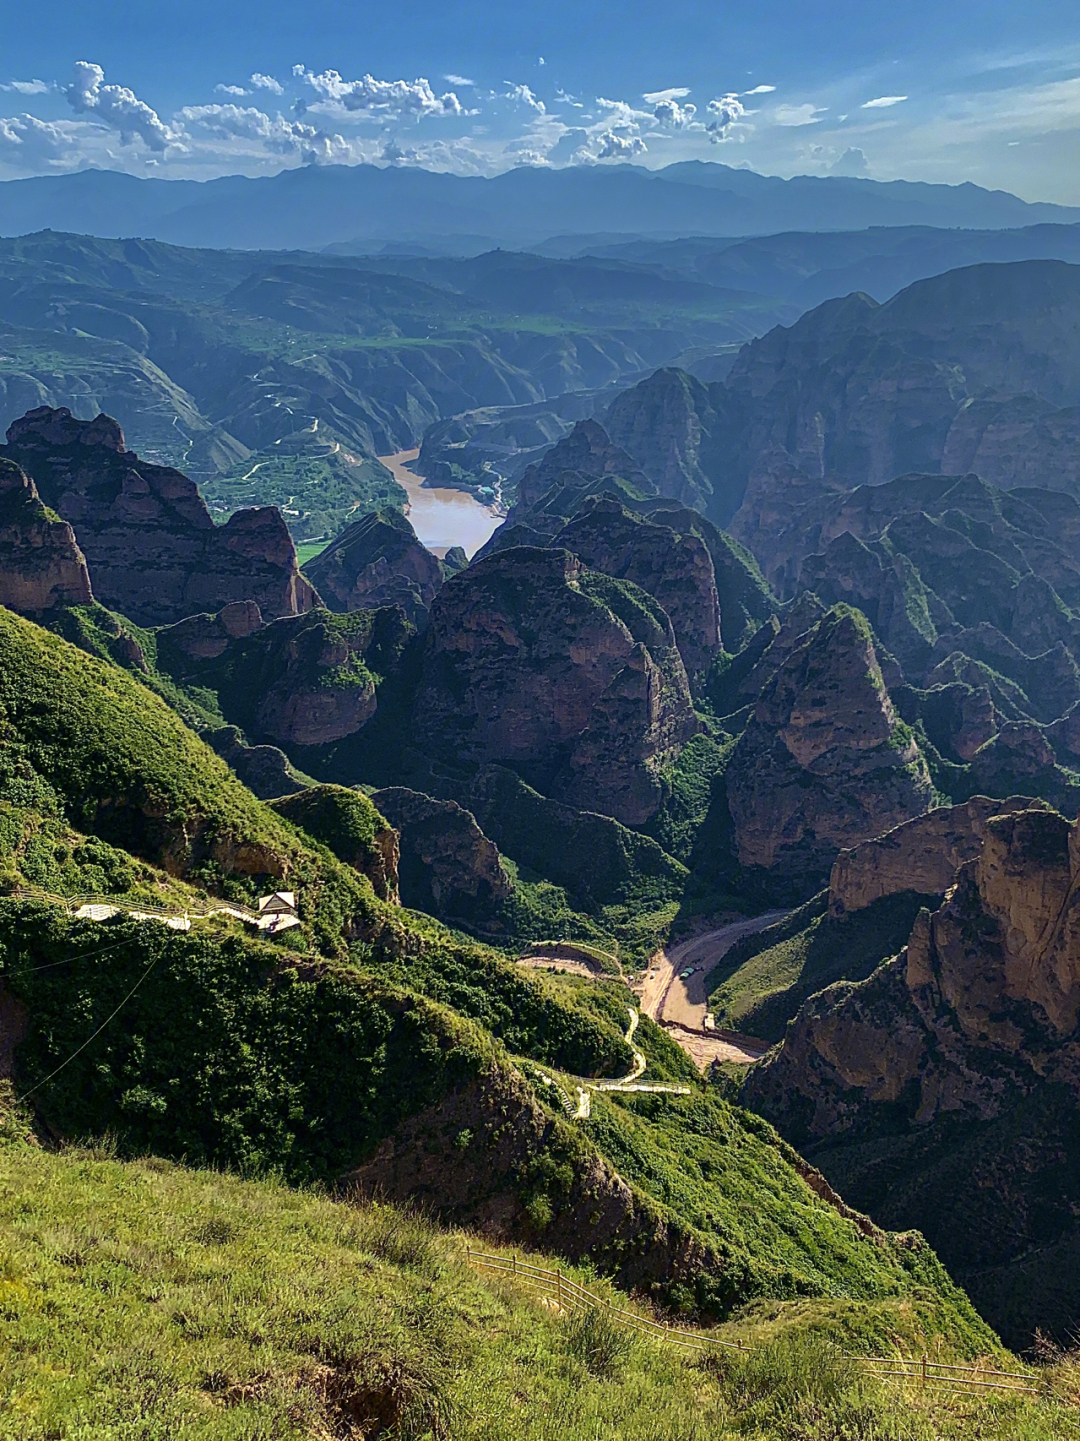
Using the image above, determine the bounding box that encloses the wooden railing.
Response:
[9,884,262,927]
[465,1247,1040,1398]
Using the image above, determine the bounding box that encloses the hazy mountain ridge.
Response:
[1,161,1078,252]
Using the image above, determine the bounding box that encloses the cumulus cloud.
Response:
[830,146,869,175]
[65,61,174,151]
[216,84,248,96]
[862,95,907,108]
[250,73,284,94]
[653,98,696,127]
[504,83,545,114]
[0,114,79,169]
[444,74,475,87]
[596,130,647,159]
[772,102,827,126]
[706,93,745,140]
[743,84,776,95]
[1,79,51,95]
[296,67,463,120]
[642,87,691,104]
[175,102,349,162]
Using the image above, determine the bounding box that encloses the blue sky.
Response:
[3,0,1080,201]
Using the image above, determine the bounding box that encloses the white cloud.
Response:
[706,93,746,140]
[65,61,175,151]
[297,67,463,121]
[175,103,350,162]
[743,84,776,95]
[830,145,869,175]
[216,84,248,96]
[0,114,80,169]
[504,83,545,114]
[596,130,647,159]
[555,88,583,107]
[772,102,827,127]
[862,95,907,108]
[538,57,546,66]
[643,87,691,104]
[1,79,51,96]
[250,73,284,94]
[444,74,475,87]
[653,99,696,128]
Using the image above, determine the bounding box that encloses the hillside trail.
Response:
[560,1006,691,1120]
[637,912,790,1066]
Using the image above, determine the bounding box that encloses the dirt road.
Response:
[636,912,789,1068]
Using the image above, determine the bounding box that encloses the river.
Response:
[380,449,502,558]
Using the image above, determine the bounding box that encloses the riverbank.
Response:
[380,448,503,557]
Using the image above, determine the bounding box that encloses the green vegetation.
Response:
[0,607,385,952]
[3,1146,1074,1441]
[583,1087,994,1345]
[268,785,391,875]
[707,891,936,1042]
[202,437,404,543]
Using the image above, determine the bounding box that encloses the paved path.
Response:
[544,1006,692,1121]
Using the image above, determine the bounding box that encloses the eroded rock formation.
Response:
[416,547,697,825]
[0,456,92,613]
[725,606,933,890]
[302,508,443,625]
[370,786,511,921]
[2,406,318,625]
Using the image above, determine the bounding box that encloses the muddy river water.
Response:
[379,449,502,558]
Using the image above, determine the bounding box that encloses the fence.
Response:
[465,1246,1040,1399]
[9,885,263,928]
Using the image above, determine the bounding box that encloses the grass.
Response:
[0,1143,1077,1440]
[295,540,331,566]
[706,891,937,1043]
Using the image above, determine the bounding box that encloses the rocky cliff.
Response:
[157,603,413,750]
[302,507,443,626]
[604,366,739,515]
[511,418,654,516]
[725,606,933,891]
[415,547,697,825]
[828,795,1041,917]
[0,456,92,613]
[1,406,318,626]
[370,786,512,922]
[551,496,720,682]
[744,800,1080,1345]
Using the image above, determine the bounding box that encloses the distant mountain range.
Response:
[1,160,1078,252]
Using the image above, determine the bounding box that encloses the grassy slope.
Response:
[706,891,937,1043]
[0,604,1023,1356]
[0,1144,1076,1441]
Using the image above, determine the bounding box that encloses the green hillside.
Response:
[0,1144,1075,1441]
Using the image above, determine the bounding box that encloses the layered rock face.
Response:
[416,547,697,825]
[725,606,933,889]
[511,417,654,516]
[828,795,1040,917]
[371,786,511,921]
[158,604,412,750]
[604,366,738,515]
[552,497,720,681]
[302,508,444,625]
[744,801,1080,1344]
[0,457,92,613]
[1,406,318,626]
[724,260,1080,500]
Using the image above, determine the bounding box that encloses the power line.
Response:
[16,946,167,1105]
